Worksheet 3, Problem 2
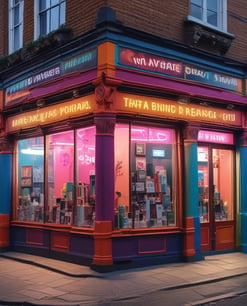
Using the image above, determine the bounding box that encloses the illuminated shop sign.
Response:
[118,47,242,93]
[198,130,234,145]
[5,48,97,105]
[116,93,242,126]
[6,95,95,132]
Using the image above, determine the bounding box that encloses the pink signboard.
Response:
[198,130,234,145]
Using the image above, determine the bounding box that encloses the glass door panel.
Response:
[213,149,234,221]
[198,147,209,223]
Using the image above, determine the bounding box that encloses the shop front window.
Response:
[115,124,177,229]
[17,137,44,222]
[16,126,96,227]
[75,126,96,226]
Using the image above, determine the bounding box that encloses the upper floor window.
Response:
[35,0,66,37]
[8,0,24,53]
[189,0,227,32]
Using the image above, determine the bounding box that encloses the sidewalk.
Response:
[0,251,247,305]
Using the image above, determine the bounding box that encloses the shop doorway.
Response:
[198,146,235,252]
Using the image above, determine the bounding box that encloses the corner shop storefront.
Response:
[0,40,247,270]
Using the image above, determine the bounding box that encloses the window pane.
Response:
[14,5,20,25]
[14,27,20,50]
[50,6,59,31]
[129,126,176,228]
[17,137,44,222]
[46,131,74,224]
[60,2,66,24]
[76,126,96,227]
[40,0,50,10]
[191,0,203,19]
[51,0,60,5]
[207,0,217,11]
[207,10,217,26]
[39,0,66,34]
[40,11,48,35]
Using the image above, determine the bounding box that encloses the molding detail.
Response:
[94,114,116,136]
[240,131,247,147]
[184,20,234,54]
[95,82,115,110]
[0,136,13,153]
[183,125,199,142]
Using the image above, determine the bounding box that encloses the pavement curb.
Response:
[185,289,247,305]
[0,253,104,279]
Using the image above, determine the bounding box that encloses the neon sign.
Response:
[198,130,234,145]
[6,95,95,132]
[116,93,242,126]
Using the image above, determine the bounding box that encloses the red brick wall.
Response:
[0,0,247,63]
[66,0,104,37]
[227,1,247,62]
[0,1,8,56]
[109,0,189,42]
[23,1,34,43]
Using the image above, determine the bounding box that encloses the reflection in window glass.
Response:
[114,124,177,229]
[46,130,74,224]
[76,126,96,226]
[17,137,44,222]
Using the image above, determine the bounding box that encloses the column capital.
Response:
[183,124,200,143]
[240,130,247,147]
[94,113,116,136]
[0,135,13,154]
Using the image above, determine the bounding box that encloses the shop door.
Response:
[198,146,235,252]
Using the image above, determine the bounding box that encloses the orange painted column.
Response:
[92,221,113,271]
[0,214,10,248]
[91,41,117,271]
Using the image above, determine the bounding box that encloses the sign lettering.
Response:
[117,93,242,126]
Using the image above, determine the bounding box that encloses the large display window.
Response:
[115,124,177,229]
[16,126,96,226]
[17,137,45,222]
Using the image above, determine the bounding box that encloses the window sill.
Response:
[184,17,235,54]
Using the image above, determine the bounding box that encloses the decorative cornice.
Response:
[184,20,234,54]
[95,81,116,110]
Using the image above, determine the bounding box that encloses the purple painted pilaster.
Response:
[94,113,116,224]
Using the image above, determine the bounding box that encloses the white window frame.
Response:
[188,0,227,33]
[8,0,24,54]
[34,0,66,40]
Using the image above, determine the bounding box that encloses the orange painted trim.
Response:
[0,214,10,247]
[183,217,196,257]
[93,221,113,266]
[51,232,69,252]
[97,42,116,78]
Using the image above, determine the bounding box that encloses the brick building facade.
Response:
[0,1,247,271]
